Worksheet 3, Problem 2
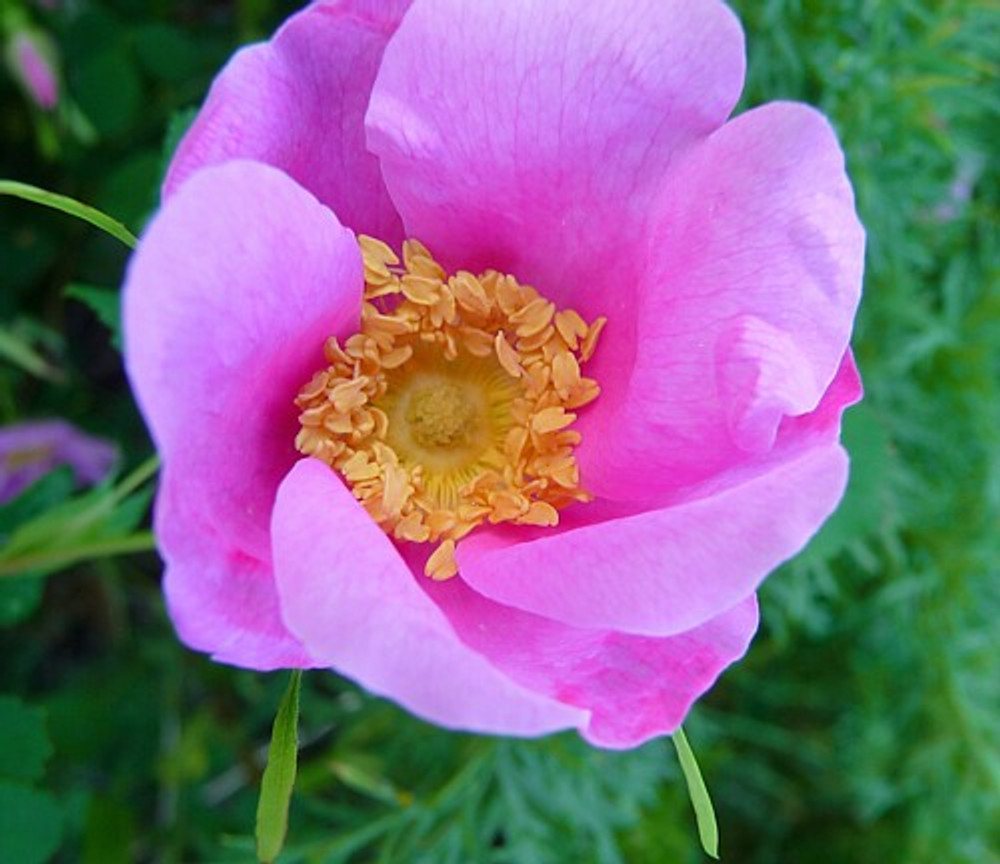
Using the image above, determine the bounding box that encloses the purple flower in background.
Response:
[4,27,59,111]
[0,420,116,503]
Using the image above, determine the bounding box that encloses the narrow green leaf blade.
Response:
[256,671,302,864]
[0,456,158,578]
[672,726,719,859]
[0,180,137,249]
[0,326,60,381]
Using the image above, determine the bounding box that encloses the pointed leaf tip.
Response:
[672,726,720,859]
[255,670,302,864]
[0,180,137,249]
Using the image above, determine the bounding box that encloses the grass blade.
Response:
[0,180,137,249]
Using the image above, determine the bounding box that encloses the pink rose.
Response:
[124,0,863,747]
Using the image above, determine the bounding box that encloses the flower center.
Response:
[295,236,605,580]
[406,381,478,449]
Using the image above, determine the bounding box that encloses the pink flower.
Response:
[124,0,863,747]
[4,28,59,111]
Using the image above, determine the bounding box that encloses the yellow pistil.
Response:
[295,235,606,579]
[406,382,478,448]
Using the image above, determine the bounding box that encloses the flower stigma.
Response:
[295,236,606,580]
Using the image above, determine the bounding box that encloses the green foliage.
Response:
[0,322,65,381]
[275,707,671,864]
[0,696,53,781]
[0,457,156,578]
[0,696,63,864]
[0,781,64,864]
[725,1,1000,860]
[256,671,302,863]
[1,0,998,861]
[63,283,122,349]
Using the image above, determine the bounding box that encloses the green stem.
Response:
[0,531,156,578]
[0,179,137,249]
[112,454,161,503]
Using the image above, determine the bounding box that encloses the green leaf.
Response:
[0,781,63,864]
[0,325,62,381]
[0,697,52,782]
[0,579,44,627]
[256,671,302,864]
[161,108,198,182]
[64,284,122,349]
[0,180,136,249]
[0,458,158,578]
[0,468,75,541]
[73,47,141,140]
[330,754,403,805]
[672,726,719,859]
[0,531,156,578]
[0,481,118,568]
[82,795,135,864]
[96,151,161,233]
[133,23,203,83]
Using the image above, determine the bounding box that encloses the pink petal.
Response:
[272,458,586,735]
[156,467,315,669]
[579,102,865,498]
[164,0,409,243]
[779,349,862,442]
[125,160,361,559]
[428,577,758,748]
[368,0,745,489]
[124,161,362,667]
[367,0,744,306]
[458,441,849,637]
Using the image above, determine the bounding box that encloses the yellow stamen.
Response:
[426,539,459,581]
[295,236,606,579]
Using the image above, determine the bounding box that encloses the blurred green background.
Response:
[1,0,997,861]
